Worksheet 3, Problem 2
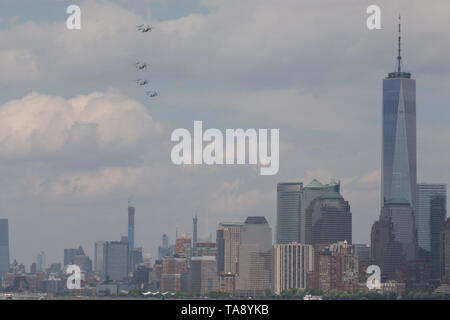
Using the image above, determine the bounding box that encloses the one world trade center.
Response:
[381,17,417,211]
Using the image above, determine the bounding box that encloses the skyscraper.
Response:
[216,222,243,275]
[373,18,418,281]
[128,204,135,250]
[440,219,450,283]
[0,219,10,278]
[64,246,85,266]
[311,241,359,293]
[190,256,218,295]
[104,240,129,281]
[36,251,46,273]
[417,183,447,277]
[94,241,106,277]
[381,17,417,210]
[193,215,198,248]
[158,234,170,259]
[273,243,313,294]
[305,188,352,249]
[276,183,302,244]
[237,217,273,295]
[276,179,341,244]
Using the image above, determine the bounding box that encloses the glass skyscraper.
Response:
[417,183,447,277]
[0,219,10,278]
[276,182,302,244]
[381,19,417,210]
[128,205,135,250]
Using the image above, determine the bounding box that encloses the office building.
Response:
[0,219,10,278]
[416,183,446,277]
[372,20,419,281]
[237,217,272,295]
[273,243,313,294]
[276,183,302,244]
[64,246,85,266]
[305,189,352,249]
[276,179,341,245]
[192,242,216,257]
[104,240,129,281]
[190,256,218,295]
[129,247,143,273]
[128,205,135,250]
[193,215,198,248]
[36,252,46,273]
[440,219,450,283]
[354,244,371,267]
[73,254,92,273]
[94,241,106,277]
[175,236,191,256]
[216,222,243,275]
[161,256,188,291]
[158,234,170,259]
[311,241,359,293]
[381,18,417,210]
[381,200,417,262]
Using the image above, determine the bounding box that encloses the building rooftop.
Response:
[305,179,326,189]
[244,216,268,225]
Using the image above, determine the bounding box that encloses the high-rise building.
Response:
[216,222,243,275]
[381,200,416,262]
[381,17,417,210]
[192,242,216,257]
[94,241,106,277]
[104,240,129,281]
[372,19,418,281]
[129,247,143,273]
[311,241,359,293]
[237,217,272,295]
[73,254,92,273]
[273,243,313,294]
[440,219,450,283]
[305,189,352,249]
[416,183,447,277]
[0,219,10,278]
[175,236,191,256]
[36,252,46,273]
[128,205,135,250]
[193,215,198,248]
[161,256,188,291]
[371,216,404,281]
[276,179,341,245]
[64,246,85,266]
[354,244,371,267]
[276,183,302,244]
[30,262,37,274]
[190,256,218,295]
[158,234,170,259]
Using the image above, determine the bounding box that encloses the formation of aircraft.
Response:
[134,25,158,98]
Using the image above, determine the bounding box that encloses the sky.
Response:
[1,0,450,267]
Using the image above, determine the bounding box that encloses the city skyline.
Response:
[1,0,450,269]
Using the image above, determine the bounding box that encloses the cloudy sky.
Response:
[1,0,450,267]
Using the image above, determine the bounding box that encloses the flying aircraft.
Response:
[135,62,148,70]
[136,79,148,86]
[137,25,152,32]
[146,91,158,98]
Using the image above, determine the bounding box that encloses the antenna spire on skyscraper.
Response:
[397,14,402,73]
